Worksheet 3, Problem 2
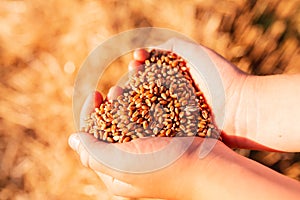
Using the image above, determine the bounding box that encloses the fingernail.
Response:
[68,134,80,152]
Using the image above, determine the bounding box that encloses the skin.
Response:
[69,38,300,199]
[234,74,300,151]
[152,38,300,151]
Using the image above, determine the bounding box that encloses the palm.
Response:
[78,86,229,199]
[131,42,259,149]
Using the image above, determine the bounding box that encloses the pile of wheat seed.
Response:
[84,49,221,143]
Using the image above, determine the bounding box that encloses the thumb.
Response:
[80,91,103,129]
[68,133,81,153]
[95,171,138,198]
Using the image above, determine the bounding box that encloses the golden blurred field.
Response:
[0,0,299,199]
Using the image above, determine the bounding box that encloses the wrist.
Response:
[200,145,300,200]
[186,140,239,199]
[247,74,300,151]
[232,75,259,139]
[222,73,252,137]
[232,74,300,151]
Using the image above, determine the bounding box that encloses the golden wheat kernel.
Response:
[165,129,171,136]
[132,110,139,118]
[160,100,168,105]
[111,124,116,132]
[183,100,190,106]
[169,105,175,112]
[206,128,212,137]
[157,59,162,66]
[103,132,108,141]
[167,123,172,129]
[136,103,142,108]
[187,132,194,136]
[145,99,151,107]
[149,82,156,89]
[104,127,111,132]
[145,60,150,66]
[136,132,144,138]
[158,132,166,137]
[131,135,138,140]
[179,124,185,130]
[161,93,167,100]
[143,84,149,89]
[143,121,148,129]
[201,110,208,119]
[174,102,181,108]
[170,112,175,119]
[149,122,156,129]
[128,123,135,130]
[136,118,143,124]
[196,91,202,96]
[141,105,148,110]
[201,104,208,108]
[150,96,157,102]
[179,112,184,118]
[106,137,114,143]
[100,123,106,130]
[153,87,159,94]
[113,135,120,141]
[117,123,125,129]
[150,56,155,62]
[125,131,134,136]
[153,127,159,135]
[123,136,131,143]
[163,121,169,126]
[121,127,128,133]
[156,79,161,88]
[179,118,187,124]
[140,110,146,117]
[117,136,124,143]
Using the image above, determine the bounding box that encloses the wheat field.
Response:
[0,0,299,199]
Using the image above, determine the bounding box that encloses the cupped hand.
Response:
[70,86,233,199]
[130,39,278,151]
[69,39,300,199]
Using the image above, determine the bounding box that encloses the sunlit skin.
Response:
[69,39,300,199]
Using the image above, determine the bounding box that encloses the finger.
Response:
[69,133,141,191]
[80,91,103,129]
[155,38,215,73]
[107,86,123,101]
[128,60,144,72]
[221,133,280,151]
[128,49,149,73]
[68,133,81,153]
[157,38,243,79]
[155,37,197,54]
[94,91,103,108]
[133,49,150,62]
[154,38,176,51]
[111,196,132,200]
[70,134,144,199]
[77,132,196,176]
[96,171,138,198]
[69,133,129,181]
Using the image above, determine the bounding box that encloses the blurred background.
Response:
[0,0,299,199]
